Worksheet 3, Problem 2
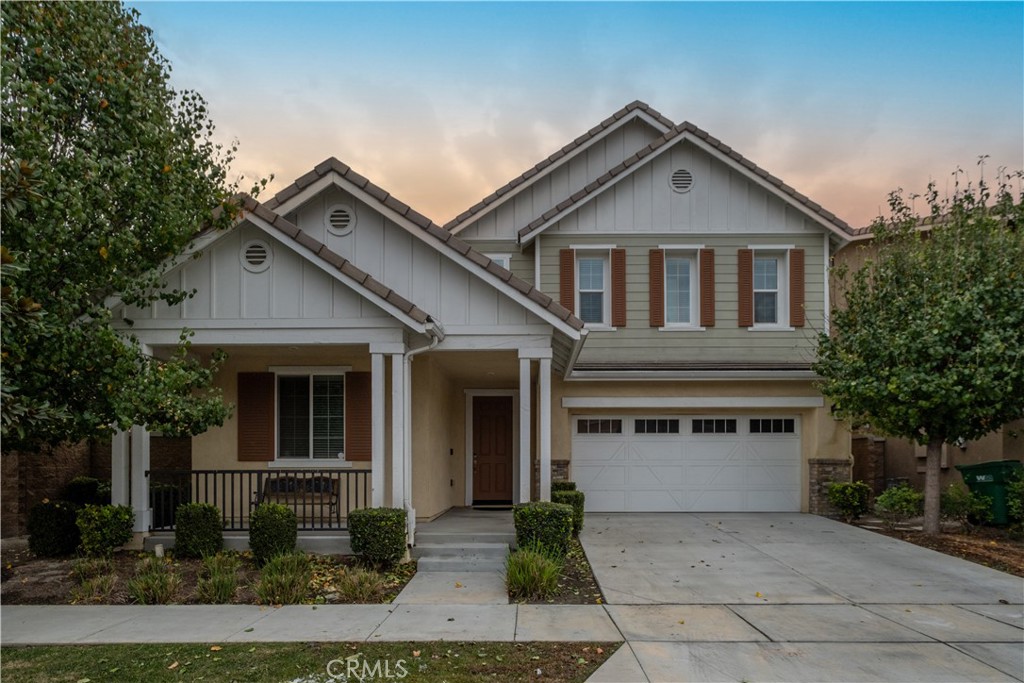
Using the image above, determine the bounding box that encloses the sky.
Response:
[130,1,1024,229]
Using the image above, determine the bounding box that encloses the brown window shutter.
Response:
[611,248,626,328]
[344,372,372,461]
[789,248,805,327]
[738,248,754,327]
[559,249,575,314]
[237,372,275,462]
[649,249,664,327]
[699,248,716,327]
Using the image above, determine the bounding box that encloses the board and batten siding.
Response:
[548,140,826,236]
[124,224,395,324]
[287,187,546,331]
[539,234,826,364]
[456,119,664,241]
[458,239,535,286]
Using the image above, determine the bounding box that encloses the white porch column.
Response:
[390,353,406,508]
[110,429,130,507]
[518,356,532,503]
[129,424,151,532]
[370,352,386,507]
[539,356,552,502]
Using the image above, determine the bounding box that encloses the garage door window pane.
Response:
[577,419,622,435]
[692,418,737,434]
[635,419,680,434]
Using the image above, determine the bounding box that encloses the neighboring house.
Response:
[832,236,1024,494]
[108,101,862,540]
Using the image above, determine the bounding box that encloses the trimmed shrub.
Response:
[127,556,180,604]
[77,505,134,557]
[940,484,993,532]
[197,553,240,604]
[513,501,573,558]
[27,500,81,557]
[551,481,577,493]
[174,503,224,558]
[875,484,924,529]
[505,541,563,601]
[249,503,298,566]
[552,490,585,535]
[61,477,105,506]
[349,507,407,568]
[255,552,311,605]
[826,481,872,523]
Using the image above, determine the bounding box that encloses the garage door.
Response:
[572,415,801,512]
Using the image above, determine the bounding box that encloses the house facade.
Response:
[109,101,859,539]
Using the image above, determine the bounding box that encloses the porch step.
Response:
[414,531,516,546]
[412,542,510,573]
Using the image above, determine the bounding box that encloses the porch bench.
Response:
[253,475,341,525]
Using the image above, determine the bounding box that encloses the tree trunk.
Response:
[922,437,943,535]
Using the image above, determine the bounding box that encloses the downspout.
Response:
[402,321,443,545]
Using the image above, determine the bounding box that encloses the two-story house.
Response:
[109,101,859,540]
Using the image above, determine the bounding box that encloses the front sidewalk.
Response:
[0,604,621,645]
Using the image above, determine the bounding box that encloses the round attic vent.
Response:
[670,168,694,193]
[241,239,272,273]
[326,203,356,235]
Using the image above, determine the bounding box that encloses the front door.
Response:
[472,396,513,504]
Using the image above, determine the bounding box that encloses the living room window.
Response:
[275,371,345,459]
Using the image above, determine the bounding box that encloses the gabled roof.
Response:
[443,100,675,234]
[263,157,586,336]
[238,195,434,328]
[517,120,856,244]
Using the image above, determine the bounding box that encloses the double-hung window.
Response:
[664,252,698,326]
[753,256,780,325]
[577,253,609,325]
[274,369,346,460]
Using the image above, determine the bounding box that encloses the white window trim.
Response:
[268,365,354,467]
[575,249,613,329]
[750,249,790,330]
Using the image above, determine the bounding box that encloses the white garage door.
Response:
[572,415,801,512]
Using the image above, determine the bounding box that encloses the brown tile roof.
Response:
[262,160,585,332]
[238,195,432,326]
[518,120,855,241]
[443,100,675,233]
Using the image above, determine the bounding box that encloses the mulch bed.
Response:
[0,544,416,605]
[523,537,605,605]
[855,520,1024,577]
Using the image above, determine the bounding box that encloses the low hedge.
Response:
[826,481,872,523]
[249,503,297,566]
[27,500,81,557]
[174,503,224,558]
[349,507,407,567]
[513,501,573,558]
[61,477,110,507]
[551,490,585,535]
[551,481,577,492]
[77,504,134,557]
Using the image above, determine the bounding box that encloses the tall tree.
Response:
[1,2,257,448]
[815,166,1024,535]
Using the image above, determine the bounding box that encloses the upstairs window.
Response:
[665,254,697,325]
[577,254,608,325]
[753,256,780,325]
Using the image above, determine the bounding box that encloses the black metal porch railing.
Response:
[147,468,372,531]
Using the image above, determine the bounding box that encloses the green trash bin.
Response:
[955,460,1023,525]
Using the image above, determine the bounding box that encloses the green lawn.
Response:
[1,641,618,682]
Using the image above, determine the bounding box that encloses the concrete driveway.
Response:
[582,513,1023,682]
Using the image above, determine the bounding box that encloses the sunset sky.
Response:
[131,1,1023,229]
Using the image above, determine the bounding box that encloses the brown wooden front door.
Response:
[472,396,513,504]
